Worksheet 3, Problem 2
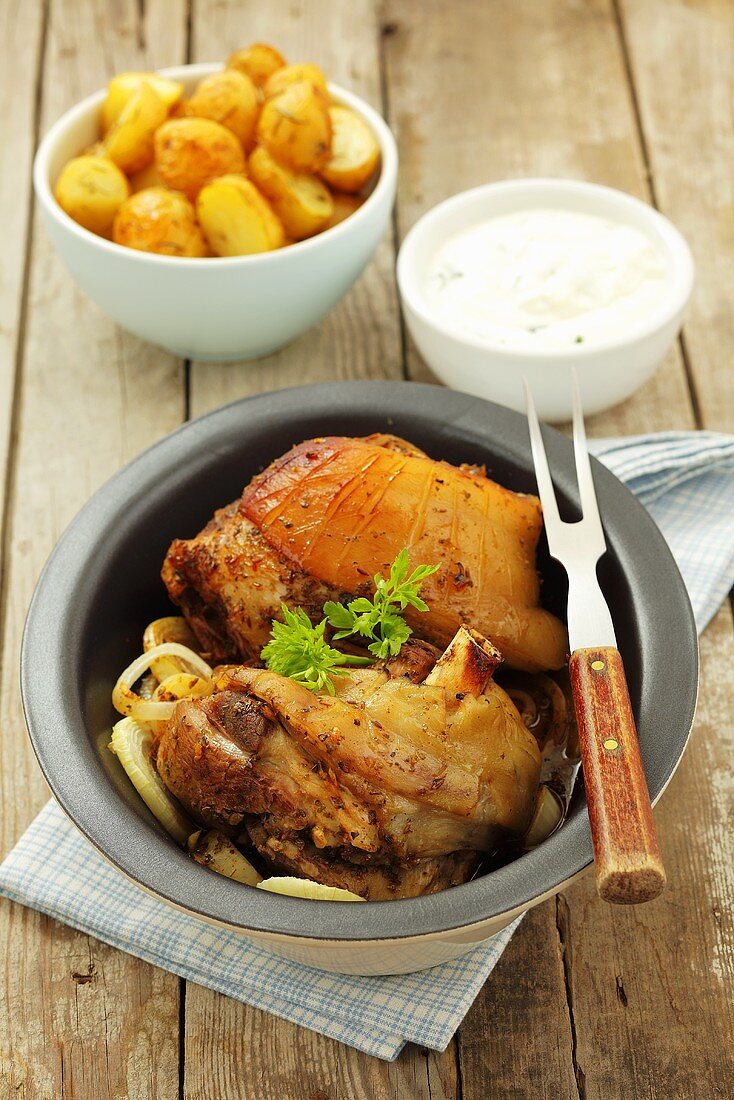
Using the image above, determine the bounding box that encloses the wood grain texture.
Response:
[619,0,734,432]
[382,0,694,434]
[569,647,664,904]
[182,988,457,1100]
[557,2,734,1094]
[0,1,44,530]
[0,1,188,1096]
[457,903,579,1100]
[561,605,734,1098]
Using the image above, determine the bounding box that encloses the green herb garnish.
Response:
[325,548,440,659]
[261,550,440,692]
[261,604,372,695]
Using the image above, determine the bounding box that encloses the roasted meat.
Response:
[163,434,568,673]
[156,628,542,899]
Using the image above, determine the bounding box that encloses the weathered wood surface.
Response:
[0,2,187,1097]
[619,0,734,433]
[0,1,731,1097]
[0,1,44,532]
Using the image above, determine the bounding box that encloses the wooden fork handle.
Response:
[569,646,666,904]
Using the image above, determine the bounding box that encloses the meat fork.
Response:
[524,376,666,904]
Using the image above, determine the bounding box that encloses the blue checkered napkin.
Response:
[1,431,732,1061]
[0,801,520,1060]
[590,431,734,630]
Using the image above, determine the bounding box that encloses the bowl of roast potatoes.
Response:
[33,45,397,360]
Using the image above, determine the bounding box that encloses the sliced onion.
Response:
[138,672,158,700]
[143,617,200,681]
[187,830,262,886]
[109,716,192,845]
[154,672,213,703]
[524,785,564,848]
[112,643,213,721]
[256,876,365,902]
[507,687,538,729]
[536,674,569,745]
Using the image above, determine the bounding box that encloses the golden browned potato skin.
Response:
[168,98,194,119]
[321,105,380,193]
[128,160,162,192]
[54,50,383,255]
[257,80,332,172]
[154,118,246,200]
[54,155,130,236]
[240,436,568,672]
[196,174,285,255]
[104,81,169,173]
[189,69,260,149]
[263,62,328,99]
[227,43,286,88]
[81,141,107,157]
[112,188,207,256]
[322,190,363,230]
[248,145,333,239]
[101,71,184,133]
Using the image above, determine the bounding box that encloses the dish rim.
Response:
[32,62,398,268]
[396,178,695,361]
[20,380,699,942]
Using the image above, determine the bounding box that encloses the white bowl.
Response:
[397,179,694,421]
[33,63,398,361]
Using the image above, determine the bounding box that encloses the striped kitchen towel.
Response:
[1,430,732,1061]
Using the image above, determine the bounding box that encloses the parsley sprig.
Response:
[261,604,372,695]
[324,549,440,659]
[260,550,439,692]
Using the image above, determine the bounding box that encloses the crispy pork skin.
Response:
[163,434,567,672]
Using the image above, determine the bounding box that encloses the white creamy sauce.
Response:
[425,209,669,349]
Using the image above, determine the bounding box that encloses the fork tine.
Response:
[523,378,562,536]
[571,369,605,542]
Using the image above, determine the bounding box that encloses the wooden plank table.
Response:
[1,1,731,1096]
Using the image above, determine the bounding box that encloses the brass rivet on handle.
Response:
[591,660,605,671]
[603,738,619,751]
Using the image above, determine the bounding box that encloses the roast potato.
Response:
[263,62,328,99]
[196,175,285,256]
[323,190,363,230]
[112,188,207,257]
[169,98,194,119]
[248,145,333,239]
[128,160,162,192]
[104,81,169,173]
[154,118,246,201]
[189,69,260,149]
[102,71,183,133]
[227,43,286,88]
[257,81,332,172]
[55,155,130,236]
[321,105,380,192]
